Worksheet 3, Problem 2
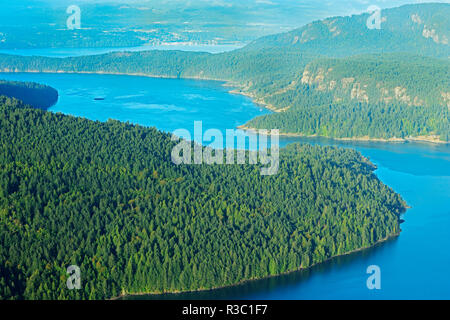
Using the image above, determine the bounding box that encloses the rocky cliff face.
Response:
[411,13,449,45]
[296,55,448,108]
[299,66,430,106]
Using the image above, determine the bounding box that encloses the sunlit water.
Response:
[1,72,449,300]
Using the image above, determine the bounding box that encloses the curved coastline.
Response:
[1,70,411,300]
[2,69,446,145]
[112,232,403,300]
[237,125,449,145]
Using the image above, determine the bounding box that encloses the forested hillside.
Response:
[0,96,406,299]
[244,54,450,141]
[0,3,448,141]
[244,3,449,58]
[0,80,58,110]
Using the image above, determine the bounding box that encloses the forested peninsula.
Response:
[0,85,407,299]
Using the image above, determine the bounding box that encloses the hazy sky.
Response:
[11,1,450,15]
[20,0,450,11]
[4,0,449,31]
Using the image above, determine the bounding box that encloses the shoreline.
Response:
[111,231,401,300]
[2,69,447,146]
[237,125,449,145]
[0,68,232,84]
[228,89,285,113]
[1,69,415,300]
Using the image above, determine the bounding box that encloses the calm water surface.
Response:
[0,44,243,58]
[1,72,449,299]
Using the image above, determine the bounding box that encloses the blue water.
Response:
[1,72,449,299]
[0,44,243,58]
[0,72,268,138]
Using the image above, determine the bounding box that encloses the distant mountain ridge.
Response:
[244,3,449,58]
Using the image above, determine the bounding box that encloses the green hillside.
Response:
[244,3,449,58]
[0,3,448,141]
[0,93,406,299]
[244,54,450,141]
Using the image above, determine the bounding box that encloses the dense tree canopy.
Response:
[0,80,58,110]
[244,54,450,141]
[0,52,447,141]
[0,95,406,299]
[2,3,443,299]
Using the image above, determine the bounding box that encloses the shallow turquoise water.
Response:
[1,72,449,299]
